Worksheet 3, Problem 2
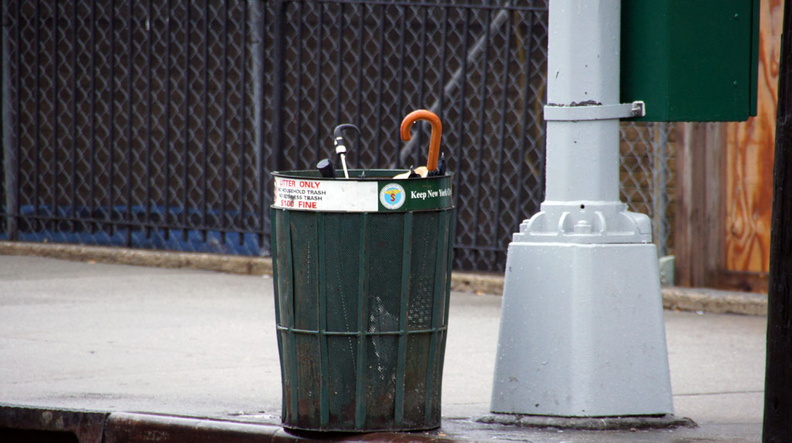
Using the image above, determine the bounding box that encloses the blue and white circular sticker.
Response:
[379,183,406,210]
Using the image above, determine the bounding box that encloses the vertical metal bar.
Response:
[317,213,330,427]
[145,0,153,239]
[164,0,172,240]
[373,5,386,167]
[417,5,428,108]
[652,122,669,257]
[90,0,97,232]
[2,0,19,240]
[394,5,406,168]
[436,210,455,412]
[334,2,344,127]
[354,211,369,429]
[493,7,514,264]
[280,209,299,424]
[34,0,41,232]
[269,209,284,416]
[53,1,61,233]
[444,209,455,316]
[108,0,115,235]
[201,0,209,242]
[183,1,191,242]
[452,9,471,210]
[437,6,449,116]
[271,0,287,172]
[294,1,303,166]
[414,5,429,167]
[472,6,493,268]
[221,0,229,245]
[239,1,248,246]
[393,211,413,427]
[250,0,266,251]
[71,1,78,234]
[424,210,449,422]
[312,3,324,163]
[532,10,545,206]
[354,3,364,150]
[515,11,536,226]
[126,0,134,246]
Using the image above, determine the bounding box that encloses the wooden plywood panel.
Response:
[675,123,725,288]
[724,0,783,277]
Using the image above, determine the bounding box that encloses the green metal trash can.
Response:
[271,169,455,432]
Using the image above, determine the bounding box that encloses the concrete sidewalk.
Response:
[0,254,767,441]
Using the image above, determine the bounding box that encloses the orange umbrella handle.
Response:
[400,110,442,172]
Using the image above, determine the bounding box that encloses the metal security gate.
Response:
[0,0,672,273]
[1,1,268,255]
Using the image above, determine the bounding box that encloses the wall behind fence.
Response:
[0,0,672,273]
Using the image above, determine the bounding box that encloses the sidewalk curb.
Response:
[105,412,289,443]
[662,287,767,316]
[0,404,108,443]
[0,405,462,442]
[0,241,767,316]
[0,241,272,276]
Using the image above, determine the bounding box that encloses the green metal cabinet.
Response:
[621,0,760,122]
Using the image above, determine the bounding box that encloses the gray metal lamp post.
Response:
[490,0,674,417]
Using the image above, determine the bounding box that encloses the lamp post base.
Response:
[490,241,674,417]
[475,413,695,431]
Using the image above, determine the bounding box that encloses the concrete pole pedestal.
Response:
[490,242,673,417]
